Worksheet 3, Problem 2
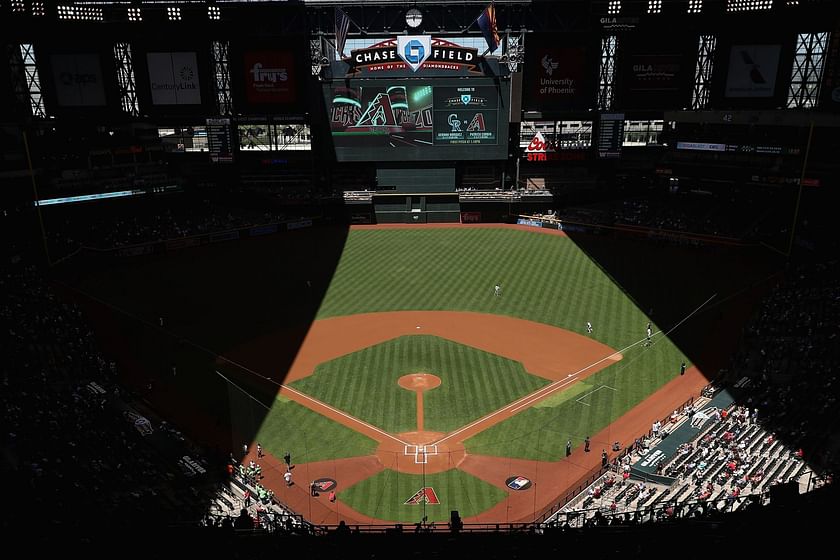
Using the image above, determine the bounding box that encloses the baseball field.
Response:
[59,223,778,525]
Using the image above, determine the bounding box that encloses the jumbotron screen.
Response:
[325,78,509,162]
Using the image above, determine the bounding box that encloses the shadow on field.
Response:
[53,222,352,518]
[559,231,783,383]
[51,221,785,527]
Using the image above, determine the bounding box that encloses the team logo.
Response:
[313,477,337,492]
[461,94,471,105]
[447,113,486,133]
[356,92,398,127]
[397,35,431,72]
[506,476,532,491]
[404,487,440,505]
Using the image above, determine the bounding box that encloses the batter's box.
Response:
[405,444,438,464]
[575,385,617,407]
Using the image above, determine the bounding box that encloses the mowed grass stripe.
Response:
[254,397,377,464]
[465,339,684,460]
[339,469,508,523]
[319,229,647,347]
[292,335,548,434]
[309,228,687,461]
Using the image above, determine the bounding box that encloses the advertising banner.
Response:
[209,231,241,243]
[244,50,297,104]
[460,211,481,223]
[338,36,485,78]
[616,34,692,110]
[287,219,313,231]
[724,45,782,98]
[166,237,202,251]
[50,54,107,107]
[249,224,279,236]
[621,53,686,109]
[676,142,727,152]
[524,34,592,111]
[147,52,201,105]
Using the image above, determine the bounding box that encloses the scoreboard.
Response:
[597,113,625,159]
[431,85,499,145]
[325,78,509,162]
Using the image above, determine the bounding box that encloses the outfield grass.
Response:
[317,228,651,350]
[253,395,378,463]
[291,335,549,433]
[339,468,508,523]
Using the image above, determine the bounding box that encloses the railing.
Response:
[457,189,553,201]
[228,472,313,533]
[49,216,319,266]
[519,214,754,248]
[535,395,696,524]
[540,492,768,530]
[308,490,782,535]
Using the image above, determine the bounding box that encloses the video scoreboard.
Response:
[325,78,509,162]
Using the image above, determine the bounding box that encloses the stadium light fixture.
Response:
[726,0,774,12]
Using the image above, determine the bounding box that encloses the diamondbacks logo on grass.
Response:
[313,478,337,492]
[506,476,532,491]
[404,487,440,505]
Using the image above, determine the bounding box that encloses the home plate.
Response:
[416,326,420,329]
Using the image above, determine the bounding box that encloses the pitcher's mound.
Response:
[397,373,442,391]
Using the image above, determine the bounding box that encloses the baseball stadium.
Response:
[1,0,838,557]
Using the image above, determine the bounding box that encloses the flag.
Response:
[476,3,500,53]
[335,7,351,58]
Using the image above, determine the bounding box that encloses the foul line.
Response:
[433,292,718,446]
[215,362,409,447]
[64,277,719,453]
[280,384,410,446]
[575,384,617,407]
[433,345,631,445]
[216,370,273,411]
